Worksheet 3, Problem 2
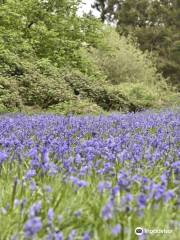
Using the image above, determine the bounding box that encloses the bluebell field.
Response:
[0,110,180,240]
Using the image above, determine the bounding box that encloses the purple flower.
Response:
[74,210,81,218]
[0,151,8,164]
[163,190,174,202]
[48,208,54,223]
[78,180,88,188]
[112,185,119,197]
[53,232,64,240]
[154,185,165,200]
[118,171,130,189]
[101,200,114,221]
[28,148,38,159]
[48,163,59,176]
[69,176,88,188]
[28,201,42,218]
[43,185,52,193]
[160,173,167,185]
[82,231,91,240]
[24,217,42,238]
[137,194,147,209]
[42,147,49,164]
[47,232,64,240]
[97,181,112,193]
[75,154,82,164]
[111,224,121,236]
[29,180,36,191]
[68,230,76,240]
[121,193,133,204]
[172,161,180,168]
[25,169,36,180]
[69,176,79,185]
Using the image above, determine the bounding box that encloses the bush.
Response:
[0,76,22,111]
[62,69,107,101]
[0,103,7,113]
[91,27,163,85]
[18,70,74,109]
[48,99,104,115]
[61,70,129,111]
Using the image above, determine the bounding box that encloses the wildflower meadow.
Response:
[0,110,180,240]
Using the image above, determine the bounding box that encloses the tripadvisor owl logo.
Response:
[135,227,144,235]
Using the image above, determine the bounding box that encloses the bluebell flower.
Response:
[118,171,130,189]
[28,201,42,218]
[101,200,114,221]
[82,231,91,240]
[74,210,81,218]
[137,194,147,209]
[160,173,167,186]
[78,180,88,188]
[25,169,36,179]
[29,180,37,191]
[154,185,165,201]
[121,193,133,204]
[0,151,8,164]
[112,185,119,197]
[28,147,38,160]
[69,176,88,188]
[43,185,52,193]
[24,217,42,238]
[97,181,112,193]
[172,161,180,168]
[68,229,76,240]
[42,147,50,164]
[48,208,54,223]
[163,190,174,203]
[111,224,121,236]
[53,232,64,240]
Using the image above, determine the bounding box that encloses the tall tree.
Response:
[0,0,102,72]
[93,0,180,89]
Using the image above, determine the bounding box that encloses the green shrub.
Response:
[17,69,74,109]
[48,99,104,115]
[91,27,163,85]
[62,70,137,111]
[0,76,22,111]
[62,69,107,100]
[0,103,7,113]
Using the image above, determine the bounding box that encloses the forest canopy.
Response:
[0,0,179,114]
[93,0,180,90]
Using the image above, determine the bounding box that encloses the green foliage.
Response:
[0,76,22,111]
[0,0,179,115]
[48,99,104,115]
[60,69,130,112]
[0,0,103,70]
[90,27,162,85]
[93,0,180,90]
[18,71,74,109]
[109,82,169,111]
